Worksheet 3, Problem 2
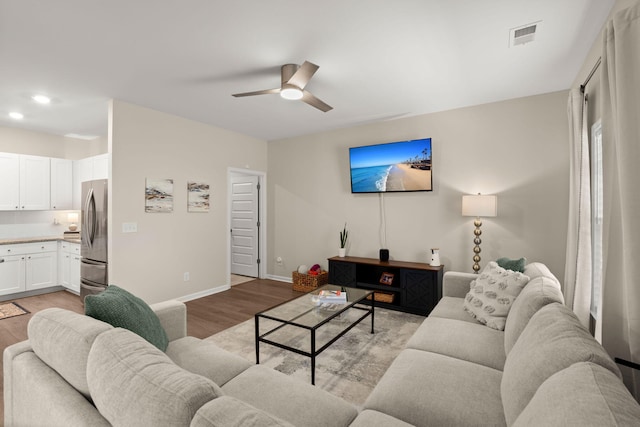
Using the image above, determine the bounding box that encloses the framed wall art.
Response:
[145,178,174,213]
[187,181,210,212]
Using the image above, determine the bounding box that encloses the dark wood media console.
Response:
[328,256,444,316]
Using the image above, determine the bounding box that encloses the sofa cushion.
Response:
[167,336,252,386]
[191,396,294,427]
[523,262,559,284]
[463,262,530,330]
[222,365,357,427]
[87,328,222,427]
[429,296,481,324]
[349,410,415,427]
[501,303,621,425]
[27,308,113,398]
[406,316,506,370]
[85,285,169,351]
[496,257,526,273]
[513,362,640,426]
[503,276,564,355]
[364,349,506,427]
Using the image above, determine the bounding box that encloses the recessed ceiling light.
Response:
[9,112,24,120]
[32,95,51,104]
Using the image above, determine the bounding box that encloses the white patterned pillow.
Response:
[463,261,530,330]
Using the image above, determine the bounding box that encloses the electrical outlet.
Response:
[276,256,283,265]
[183,272,190,281]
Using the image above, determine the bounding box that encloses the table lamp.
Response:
[462,193,497,273]
[67,213,79,231]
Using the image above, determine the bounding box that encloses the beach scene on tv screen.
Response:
[350,138,432,193]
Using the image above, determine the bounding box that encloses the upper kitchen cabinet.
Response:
[0,153,51,211]
[19,155,51,210]
[73,153,109,209]
[50,158,73,210]
[0,153,20,210]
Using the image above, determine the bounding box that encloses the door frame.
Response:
[227,167,267,280]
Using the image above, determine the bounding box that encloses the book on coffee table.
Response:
[317,289,347,303]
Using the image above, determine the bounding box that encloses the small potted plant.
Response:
[339,223,348,257]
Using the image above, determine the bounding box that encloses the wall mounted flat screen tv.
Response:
[349,138,432,193]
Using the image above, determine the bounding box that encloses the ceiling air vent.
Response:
[509,22,540,47]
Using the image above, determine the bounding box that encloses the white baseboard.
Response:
[266,274,292,283]
[176,284,230,302]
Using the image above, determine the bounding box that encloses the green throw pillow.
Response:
[85,285,169,351]
[496,257,527,273]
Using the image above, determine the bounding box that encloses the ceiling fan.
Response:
[232,61,333,112]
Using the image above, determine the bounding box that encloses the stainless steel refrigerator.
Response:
[81,179,108,301]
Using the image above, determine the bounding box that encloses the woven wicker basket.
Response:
[292,271,328,292]
[366,291,395,303]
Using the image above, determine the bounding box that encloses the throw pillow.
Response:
[463,261,530,330]
[85,285,169,351]
[496,257,527,273]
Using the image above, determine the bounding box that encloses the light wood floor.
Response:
[0,279,300,425]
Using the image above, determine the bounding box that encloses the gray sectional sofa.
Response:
[360,262,640,426]
[4,262,640,426]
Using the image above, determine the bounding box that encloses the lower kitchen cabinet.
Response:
[59,241,81,293]
[0,241,58,296]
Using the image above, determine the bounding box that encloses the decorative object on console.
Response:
[67,212,79,231]
[380,272,394,285]
[462,193,498,273]
[379,249,389,262]
[429,248,441,266]
[462,261,530,330]
[339,223,348,257]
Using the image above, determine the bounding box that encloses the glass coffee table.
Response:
[255,284,374,385]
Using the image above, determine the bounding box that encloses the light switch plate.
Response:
[122,222,138,233]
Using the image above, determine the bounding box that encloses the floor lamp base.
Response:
[472,218,482,273]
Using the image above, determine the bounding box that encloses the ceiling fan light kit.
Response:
[233,61,333,112]
[280,85,303,100]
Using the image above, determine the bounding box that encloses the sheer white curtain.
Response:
[600,2,640,400]
[564,88,592,328]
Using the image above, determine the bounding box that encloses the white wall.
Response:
[109,100,267,303]
[267,91,570,281]
[0,125,105,159]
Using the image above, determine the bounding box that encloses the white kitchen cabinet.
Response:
[25,251,57,290]
[0,153,20,210]
[73,153,109,209]
[19,155,51,210]
[92,154,109,179]
[0,254,26,296]
[50,158,73,210]
[59,241,81,293]
[0,242,58,295]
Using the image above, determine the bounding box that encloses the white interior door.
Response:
[230,175,259,277]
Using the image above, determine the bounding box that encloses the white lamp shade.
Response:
[462,194,497,217]
[67,213,79,223]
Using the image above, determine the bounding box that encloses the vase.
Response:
[338,248,346,257]
[430,248,441,266]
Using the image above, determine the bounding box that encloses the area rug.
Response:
[206,307,424,407]
[0,302,30,320]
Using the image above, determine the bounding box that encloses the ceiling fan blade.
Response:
[232,88,280,97]
[286,61,319,90]
[302,90,333,112]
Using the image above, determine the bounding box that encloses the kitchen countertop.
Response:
[0,236,81,245]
